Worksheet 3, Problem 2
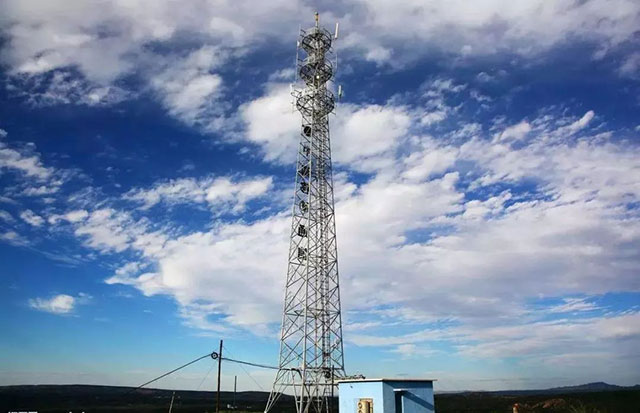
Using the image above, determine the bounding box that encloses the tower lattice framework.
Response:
[265,15,345,413]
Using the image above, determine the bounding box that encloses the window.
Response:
[394,392,403,413]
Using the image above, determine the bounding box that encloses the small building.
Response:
[338,379,436,413]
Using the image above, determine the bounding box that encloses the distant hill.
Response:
[484,381,640,396]
[545,382,640,392]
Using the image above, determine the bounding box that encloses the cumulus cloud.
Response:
[496,120,531,142]
[340,0,640,63]
[124,175,273,213]
[352,311,640,377]
[0,0,309,125]
[240,82,411,169]
[31,96,633,359]
[456,312,640,362]
[0,134,53,180]
[2,31,638,383]
[72,208,166,255]
[402,141,458,181]
[19,209,45,226]
[420,110,447,126]
[0,230,29,246]
[2,0,638,129]
[48,209,89,224]
[28,293,91,314]
[0,129,70,204]
[0,210,14,222]
[150,46,226,127]
[105,216,289,331]
[332,104,411,171]
[558,110,595,135]
[8,71,131,107]
[239,83,299,163]
[619,52,640,77]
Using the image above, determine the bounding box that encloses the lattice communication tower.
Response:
[264,13,346,413]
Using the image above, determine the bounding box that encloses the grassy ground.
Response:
[434,390,640,413]
[1,385,638,413]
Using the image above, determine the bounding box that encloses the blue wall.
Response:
[338,380,435,413]
[383,381,435,413]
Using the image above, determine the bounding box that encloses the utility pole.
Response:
[216,339,223,413]
[233,375,237,409]
[265,12,345,413]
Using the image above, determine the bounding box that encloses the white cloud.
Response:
[420,110,447,126]
[332,104,411,171]
[496,120,531,142]
[124,178,206,210]
[390,343,439,359]
[0,137,53,180]
[352,311,640,381]
[240,83,299,163]
[559,110,595,135]
[3,0,639,74]
[0,130,69,203]
[402,140,458,181]
[124,175,272,213]
[547,297,601,314]
[10,71,131,107]
[0,210,14,222]
[21,185,60,196]
[0,230,29,246]
[413,78,467,130]
[73,208,164,255]
[455,312,640,361]
[0,0,309,124]
[62,101,636,348]
[342,0,640,63]
[2,68,636,373]
[105,216,290,330]
[461,191,512,221]
[476,72,494,82]
[28,294,76,314]
[426,78,467,95]
[3,0,637,130]
[19,209,45,226]
[63,209,89,223]
[240,82,411,169]
[619,52,640,77]
[151,46,225,127]
[102,167,464,331]
[48,209,89,224]
[204,176,272,212]
[5,56,637,383]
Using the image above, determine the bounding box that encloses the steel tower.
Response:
[265,13,345,413]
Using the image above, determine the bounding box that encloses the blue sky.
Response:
[1,0,640,392]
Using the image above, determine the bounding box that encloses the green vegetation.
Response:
[1,385,638,413]
[434,390,639,412]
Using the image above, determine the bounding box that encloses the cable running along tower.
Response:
[265,14,345,413]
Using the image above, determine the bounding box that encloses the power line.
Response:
[197,360,216,391]
[223,344,265,391]
[133,350,290,392]
[222,356,283,371]
[133,351,218,391]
